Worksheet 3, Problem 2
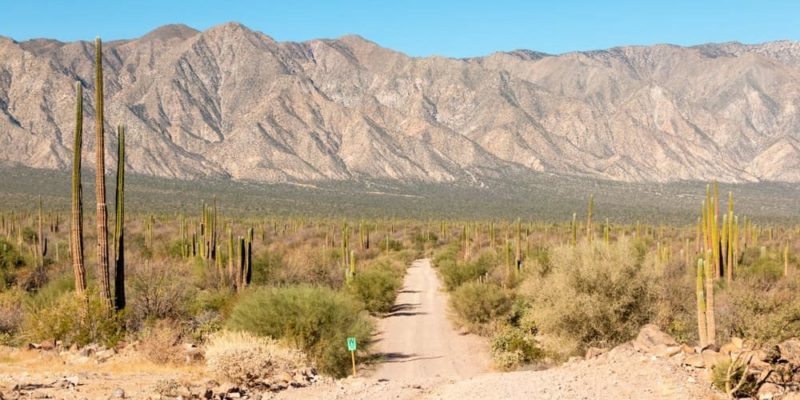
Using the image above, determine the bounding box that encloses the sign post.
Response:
[347,337,357,376]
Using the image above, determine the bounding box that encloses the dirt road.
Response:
[370,258,490,383]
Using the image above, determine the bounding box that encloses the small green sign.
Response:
[347,337,357,352]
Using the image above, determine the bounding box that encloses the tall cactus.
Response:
[586,194,594,243]
[37,196,46,268]
[94,37,112,308]
[113,125,125,311]
[704,250,716,345]
[70,82,87,295]
[514,219,522,272]
[785,242,790,277]
[696,258,708,347]
[570,213,577,246]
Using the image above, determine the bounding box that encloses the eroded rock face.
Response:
[2,25,800,184]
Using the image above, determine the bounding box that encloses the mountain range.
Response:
[1,22,800,184]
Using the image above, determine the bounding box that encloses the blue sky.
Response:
[2,0,799,57]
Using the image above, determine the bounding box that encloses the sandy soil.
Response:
[371,258,491,382]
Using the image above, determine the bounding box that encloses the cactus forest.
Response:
[0,35,799,400]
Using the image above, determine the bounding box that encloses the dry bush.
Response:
[0,289,23,337]
[651,258,698,344]
[273,244,343,288]
[139,319,184,364]
[128,261,195,328]
[205,330,307,386]
[523,239,658,359]
[716,273,800,346]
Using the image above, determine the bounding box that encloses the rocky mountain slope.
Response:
[1,23,800,183]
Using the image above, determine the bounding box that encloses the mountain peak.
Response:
[139,24,199,43]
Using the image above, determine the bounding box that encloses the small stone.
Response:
[777,338,800,364]
[110,388,125,398]
[39,340,55,351]
[585,347,609,359]
[682,354,705,368]
[757,382,782,400]
[94,349,116,363]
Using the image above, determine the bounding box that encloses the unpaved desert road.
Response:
[370,258,490,383]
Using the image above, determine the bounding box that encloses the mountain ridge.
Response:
[1,22,799,184]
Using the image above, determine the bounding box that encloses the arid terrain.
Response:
[0,259,721,400]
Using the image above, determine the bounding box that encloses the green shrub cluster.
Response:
[449,281,514,333]
[0,239,25,288]
[439,253,494,291]
[22,289,124,347]
[227,285,373,377]
[347,260,403,314]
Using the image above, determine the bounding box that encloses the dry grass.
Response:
[205,330,307,386]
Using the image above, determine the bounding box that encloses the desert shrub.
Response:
[251,250,285,285]
[0,239,25,288]
[439,253,493,291]
[379,238,404,253]
[491,323,542,370]
[710,358,758,397]
[21,290,124,347]
[652,259,698,344]
[165,239,191,259]
[205,330,307,386]
[449,281,514,333]
[22,272,73,311]
[227,285,372,377]
[191,287,236,316]
[346,263,402,314]
[716,274,800,345]
[738,255,784,281]
[273,246,343,288]
[128,262,195,327]
[524,240,658,359]
[139,319,184,364]
[0,289,24,340]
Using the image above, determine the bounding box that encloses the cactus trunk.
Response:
[113,125,125,311]
[94,37,112,308]
[70,82,87,295]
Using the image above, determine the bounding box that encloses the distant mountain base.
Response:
[1,167,798,223]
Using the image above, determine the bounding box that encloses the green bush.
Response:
[0,239,25,288]
[379,238,404,253]
[347,263,402,314]
[227,285,373,377]
[524,239,658,359]
[22,290,124,347]
[449,281,514,333]
[491,323,542,370]
[439,253,493,291]
[250,250,285,286]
